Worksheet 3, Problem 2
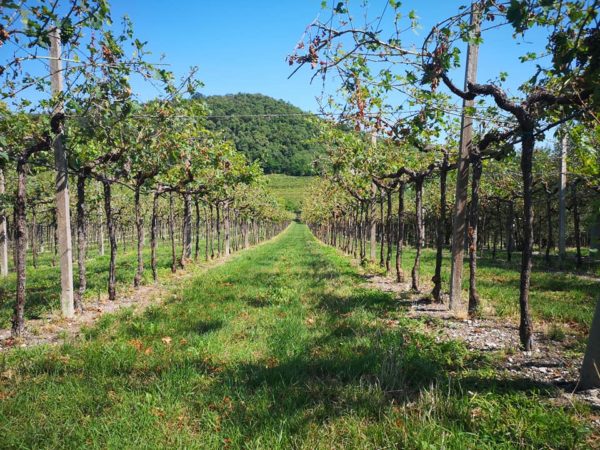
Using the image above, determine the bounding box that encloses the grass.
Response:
[0,223,595,448]
[0,239,203,329]
[362,243,598,335]
[266,174,315,213]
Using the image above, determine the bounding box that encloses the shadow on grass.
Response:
[185,319,224,336]
[317,289,398,315]
[182,327,560,444]
[457,375,558,396]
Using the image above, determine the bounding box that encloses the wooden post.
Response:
[50,27,74,318]
[97,210,104,256]
[558,131,568,263]
[370,134,377,262]
[449,3,480,313]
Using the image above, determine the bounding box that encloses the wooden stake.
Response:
[370,133,377,262]
[449,3,480,313]
[50,27,74,318]
[558,131,568,262]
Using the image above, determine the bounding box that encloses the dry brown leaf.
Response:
[129,339,144,351]
[1,369,15,380]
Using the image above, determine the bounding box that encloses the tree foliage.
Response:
[201,93,324,175]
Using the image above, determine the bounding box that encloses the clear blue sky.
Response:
[110,1,548,113]
[110,1,328,111]
[0,1,548,113]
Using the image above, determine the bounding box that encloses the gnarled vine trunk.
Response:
[98,207,105,256]
[103,180,117,301]
[468,153,482,316]
[243,218,249,249]
[224,200,231,256]
[385,190,392,274]
[169,192,176,273]
[396,183,405,283]
[0,168,8,277]
[12,158,28,336]
[411,177,424,292]
[216,202,222,258]
[518,131,535,351]
[210,204,215,259]
[194,198,201,261]
[134,184,144,287]
[432,156,448,302]
[379,191,385,267]
[370,193,377,262]
[150,191,159,282]
[204,206,210,260]
[580,298,600,389]
[181,191,192,265]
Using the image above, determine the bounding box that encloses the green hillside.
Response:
[266,174,315,213]
[201,93,324,176]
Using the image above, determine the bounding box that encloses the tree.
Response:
[0,104,50,336]
[291,0,599,350]
[202,93,325,175]
[2,0,115,318]
[66,16,171,301]
[427,0,599,349]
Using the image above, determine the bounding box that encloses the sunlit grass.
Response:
[0,224,594,448]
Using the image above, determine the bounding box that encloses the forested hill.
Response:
[200,93,324,175]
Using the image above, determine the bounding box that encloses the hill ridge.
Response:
[200,93,324,176]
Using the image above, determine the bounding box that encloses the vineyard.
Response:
[1,0,600,448]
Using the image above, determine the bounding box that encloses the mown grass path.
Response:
[0,224,594,449]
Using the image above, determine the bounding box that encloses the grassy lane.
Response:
[0,224,594,449]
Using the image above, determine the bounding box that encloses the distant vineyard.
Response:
[266,174,316,213]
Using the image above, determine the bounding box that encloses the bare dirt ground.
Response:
[363,272,600,411]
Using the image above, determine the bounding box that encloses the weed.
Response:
[547,324,567,342]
